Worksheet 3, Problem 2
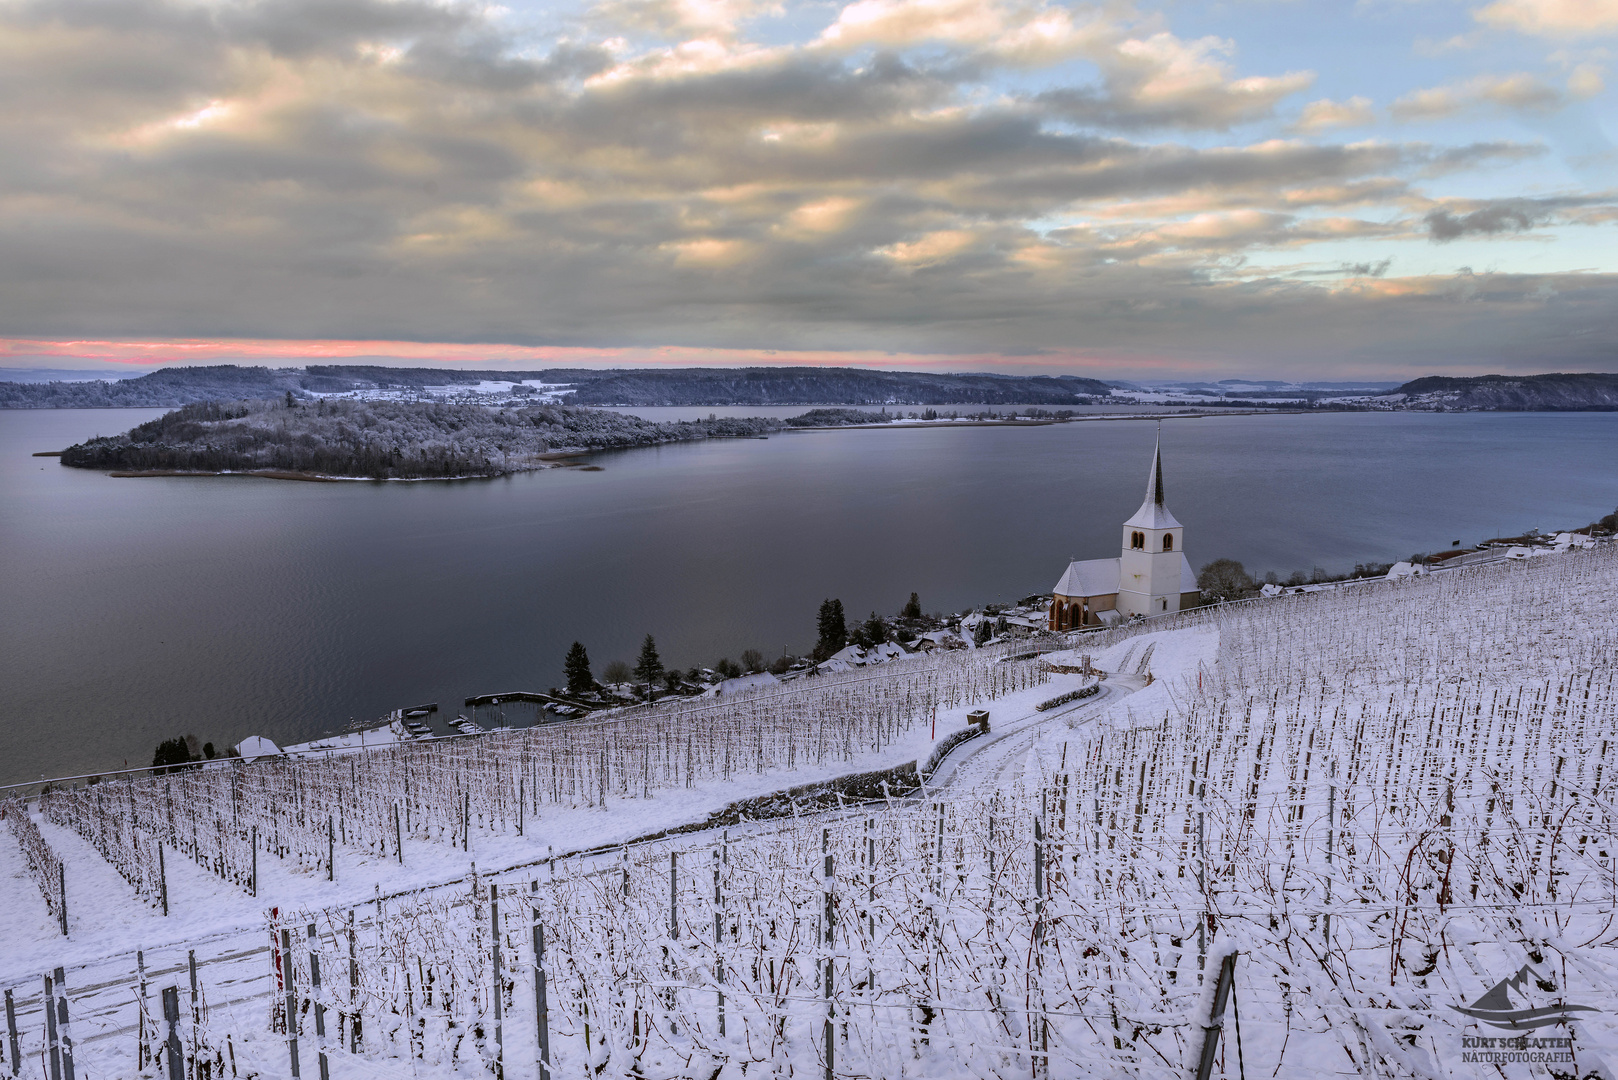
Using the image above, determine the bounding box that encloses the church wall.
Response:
[1048,592,1118,630]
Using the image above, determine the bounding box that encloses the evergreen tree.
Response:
[814,598,847,661]
[634,634,664,685]
[849,611,890,650]
[863,611,891,645]
[564,641,593,695]
[902,592,922,620]
[151,736,193,774]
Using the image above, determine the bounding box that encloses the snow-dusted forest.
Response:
[57,398,791,478]
[2,547,1616,1078]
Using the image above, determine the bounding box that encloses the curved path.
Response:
[923,676,1138,794]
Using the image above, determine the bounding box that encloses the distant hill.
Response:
[1386,373,1618,411]
[0,364,1115,408]
[550,367,1114,406]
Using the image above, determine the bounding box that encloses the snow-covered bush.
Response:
[3,798,66,926]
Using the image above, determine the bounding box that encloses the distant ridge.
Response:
[9,364,1618,410]
[1387,372,1618,411]
[548,367,1114,406]
[0,364,1115,409]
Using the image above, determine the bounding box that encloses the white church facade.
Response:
[1048,434,1200,630]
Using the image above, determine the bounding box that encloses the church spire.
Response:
[1145,423,1166,508]
[1123,426,1182,530]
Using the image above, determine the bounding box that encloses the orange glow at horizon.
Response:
[0,337,1172,375]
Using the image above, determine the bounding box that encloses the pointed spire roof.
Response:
[1123,427,1182,530]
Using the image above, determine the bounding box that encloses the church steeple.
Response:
[1048,426,1198,631]
[1123,428,1182,531]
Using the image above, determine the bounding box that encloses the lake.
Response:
[2,406,1615,785]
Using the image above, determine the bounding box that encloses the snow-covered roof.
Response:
[707,671,781,697]
[1122,434,1183,531]
[235,736,282,762]
[1054,552,1192,596]
[1053,557,1119,597]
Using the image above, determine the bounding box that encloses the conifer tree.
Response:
[814,598,847,660]
[151,736,194,774]
[634,634,664,685]
[563,641,593,695]
[902,591,922,620]
[861,611,891,646]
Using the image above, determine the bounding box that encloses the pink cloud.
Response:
[0,337,1164,376]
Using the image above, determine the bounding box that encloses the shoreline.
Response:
[60,407,1382,481]
[98,451,602,482]
[786,408,1305,432]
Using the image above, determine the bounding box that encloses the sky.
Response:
[1,0,1615,379]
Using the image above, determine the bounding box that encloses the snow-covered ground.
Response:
[4,548,1617,1078]
[310,380,576,405]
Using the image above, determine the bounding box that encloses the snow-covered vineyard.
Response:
[3,547,1617,1078]
[32,647,1047,899]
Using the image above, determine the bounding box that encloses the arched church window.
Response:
[1163,534,1173,551]
[1131,531,1144,549]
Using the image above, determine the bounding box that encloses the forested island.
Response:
[58,398,802,479]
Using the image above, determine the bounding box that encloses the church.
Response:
[1048,432,1200,630]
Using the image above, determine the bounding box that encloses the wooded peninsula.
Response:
[57,398,858,479]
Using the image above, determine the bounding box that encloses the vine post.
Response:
[4,988,18,1078]
[281,928,300,1078]
[307,923,329,1080]
[491,883,503,1079]
[823,827,834,1080]
[532,880,551,1080]
[161,986,182,1080]
[43,974,59,1080]
[1193,951,1238,1080]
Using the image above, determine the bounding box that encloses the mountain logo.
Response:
[1450,965,1599,1031]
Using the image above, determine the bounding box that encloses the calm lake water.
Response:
[3,407,1615,785]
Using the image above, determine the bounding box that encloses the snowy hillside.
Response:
[2,548,1615,1078]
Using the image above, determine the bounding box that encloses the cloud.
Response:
[595,0,783,42]
[1423,193,1618,239]
[1392,72,1568,119]
[1291,96,1375,133]
[1425,203,1543,239]
[0,0,1612,374]
[1033,30,1315,130]
[1475,0,1618,37]
[812,0,1313,128]
[1567,62,1606,96]
[813,0,1109,66]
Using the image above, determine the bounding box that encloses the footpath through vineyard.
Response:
[3,547,1617,1078]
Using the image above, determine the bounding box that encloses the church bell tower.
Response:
[1117,429,1186,617]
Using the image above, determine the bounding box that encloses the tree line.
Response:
[555,590,941,708]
